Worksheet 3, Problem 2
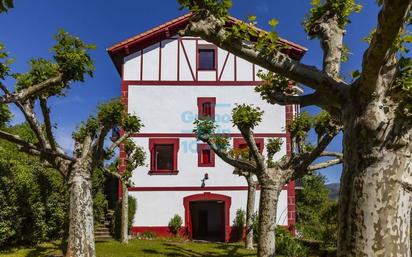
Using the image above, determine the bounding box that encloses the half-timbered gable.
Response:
[108,13,306,241]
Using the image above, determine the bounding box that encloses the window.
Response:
[149,138,179,174]
[198,46,216,70]
[198,144,215,167]
[233,138,264,153]
[197,97,216,120]
[155,145,173,170]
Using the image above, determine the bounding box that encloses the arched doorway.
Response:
[183,192,231,242]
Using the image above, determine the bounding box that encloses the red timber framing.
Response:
[233,137,264,153]
[183,192,231,242]
[109,13,304,229]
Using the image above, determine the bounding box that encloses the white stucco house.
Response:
[107,13,306,242]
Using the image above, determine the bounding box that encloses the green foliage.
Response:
[178,0,232,19]
[266,138,283,167]
[255,71,292,104]
[0,43,13,80]
[73,99,143,143]
[296,174,338,248]
[92,168,108,225]
[0,0,13,13]
[139,231,157,239]
[15,30,95,97]
[304,0,362,35]
[395,57,412,114]
[252,215,308,257]
[233,209,246,241]
[168,214,183,236]
[193,118,217,139]
[231,104,263,130]
[276,226,309,257]
[112,196,137,240]
[53,30,95,83]
[0,124,68,248]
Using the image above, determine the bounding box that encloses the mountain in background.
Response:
[326,183,340,200]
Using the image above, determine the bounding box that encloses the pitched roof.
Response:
[107,13,307,75]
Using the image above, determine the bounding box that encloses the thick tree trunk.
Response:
[338,103,412,257]
[120,182,129,244]
[66,166,96,257]
[245,176,257,250]
[257,185,280,257]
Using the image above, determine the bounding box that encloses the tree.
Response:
[193,106,342,257]
[0,31,143,257]
[103,139,145,244]
[179,0,412,256]
[296,174,338,248]
[234,169,258,249]
[0,0,13,13]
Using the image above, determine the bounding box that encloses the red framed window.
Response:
[149,138,179,174]
[197,97,216,120]
[197,45,217,71]
[233,138,264,153]
[197,143,215,167]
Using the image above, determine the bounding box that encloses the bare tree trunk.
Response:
[66,166,96,257]
[120,182,129,244]
[245,176,257,250]
[257,185,280,257]
[338,105,412,257]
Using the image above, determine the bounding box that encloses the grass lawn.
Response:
[0,239,256,257]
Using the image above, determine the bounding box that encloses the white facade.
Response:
[108,14,302,241]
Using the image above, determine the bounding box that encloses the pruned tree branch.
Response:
[182,16,349,107]
[239,127,265,171]
[0,74,63,104]
[358,0,412,96]
[320,151,343,160]
[107,131,131,156]
[200,136,257,172]
[102,166,122,180]
[294,129,340,176]
[308,13,345,79]
[267,91,321,107]
[308,158,342,171]
[0,129,74,162]
[39,96,57,151]
[18,101,48,149]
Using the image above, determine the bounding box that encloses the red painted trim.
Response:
[108,14,307,75]
[149,138,180,174]
[131,133,287,138]
[180,39,196,81]
[130,226,185,237]
[197,143,215,167]
[128,185,288,191]
[122,80,262,86]
[197,97,216,120]
[233,137,264,153]
[158,41,162,81]
[284,101,296,234]
[183,192,231,242]
[234,56,237,81]
[177,37,180,81]
[140,49,143,81]
[218,52,230,81]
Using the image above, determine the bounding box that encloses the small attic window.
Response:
[198,45,216,70]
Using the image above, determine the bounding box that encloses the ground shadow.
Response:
[161,242,255,257]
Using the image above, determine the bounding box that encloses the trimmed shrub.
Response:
[233,208,245,241]
[92,168,108,226]
[139,231,156,240]
[111,196,137,239]
[168,214,183,236]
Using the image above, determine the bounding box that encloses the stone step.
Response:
[95,235,113,241]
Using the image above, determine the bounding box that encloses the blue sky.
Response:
[0,0,380,183]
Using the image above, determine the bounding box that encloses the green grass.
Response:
[0,239,256,257]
